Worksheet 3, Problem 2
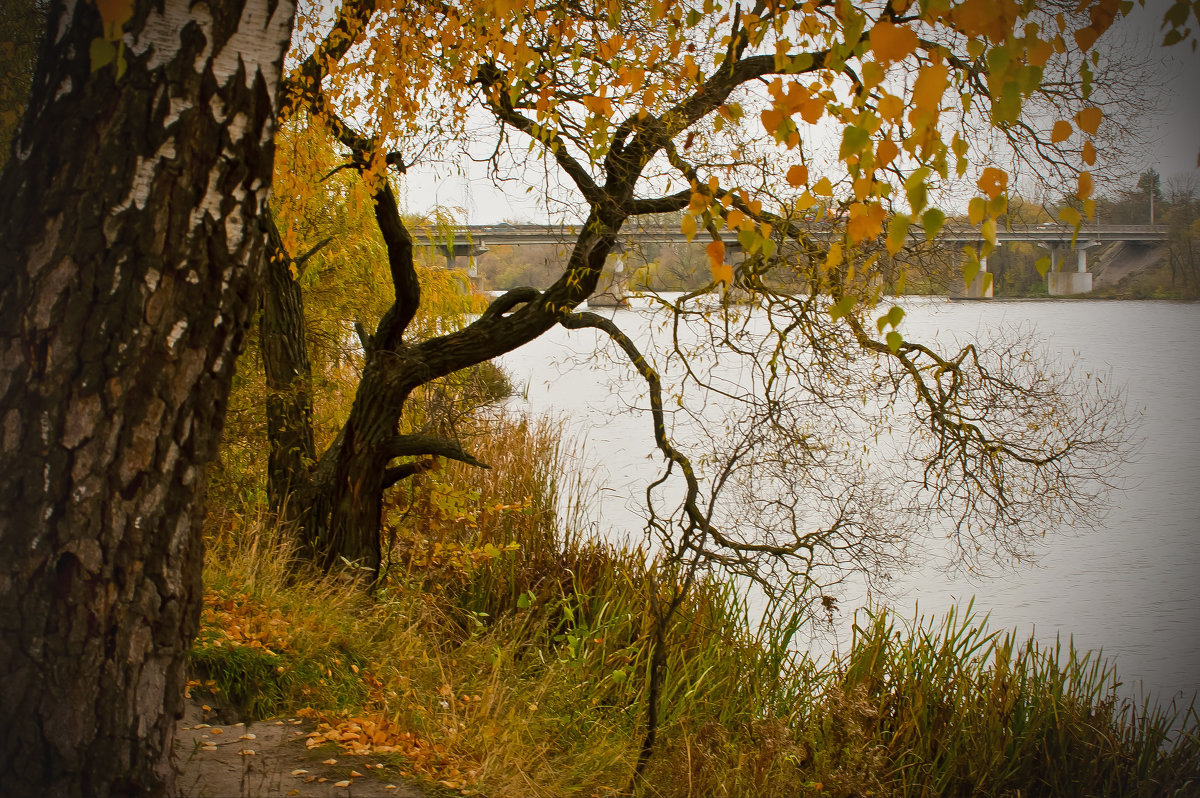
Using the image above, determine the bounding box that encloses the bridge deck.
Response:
[421,223,1167,250]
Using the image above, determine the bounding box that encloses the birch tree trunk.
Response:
[0,0,294,793]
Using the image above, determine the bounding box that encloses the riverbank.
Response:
[191,416,1200,797]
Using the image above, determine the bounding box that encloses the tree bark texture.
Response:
[0,0,293,794]
[262,219,317,524]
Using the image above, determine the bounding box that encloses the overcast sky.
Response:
[399,3,1200,224]
[1111,0,1200,182]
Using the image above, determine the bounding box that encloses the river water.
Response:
[500,297,1200,707]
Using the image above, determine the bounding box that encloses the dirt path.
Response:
[174,699,426,798]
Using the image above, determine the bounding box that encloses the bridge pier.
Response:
[438,241,489,275]
[588,246,630,307]
[1041,241,1098,296]
[954,243,994,299]
[1048,271,1092,294]
[965,245,994,298]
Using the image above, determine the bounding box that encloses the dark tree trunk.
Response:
[262,218,318,524]
[314,211,621,576]
[257,91,629,579]
[0,1,293,794]
[257,185,622,577]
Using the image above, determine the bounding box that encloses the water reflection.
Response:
[500,297,1200,706]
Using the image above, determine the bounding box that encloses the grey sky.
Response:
[399,3,1200,224]
[1109,0,1200,182]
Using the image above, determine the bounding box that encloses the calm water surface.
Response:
[500,298,1200,706]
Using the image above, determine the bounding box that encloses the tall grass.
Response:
[835,604,1200,797]
[197,415,1200,797]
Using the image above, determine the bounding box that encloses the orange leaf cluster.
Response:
[305,713,478,791]
[846,202,886,244]
[976,167,1008,200]
[767,79,825,125]
[870,20,919,65]
[198,591,294,656]
[949,0,1020,40]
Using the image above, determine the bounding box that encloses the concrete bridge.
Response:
[420,222,1167,299]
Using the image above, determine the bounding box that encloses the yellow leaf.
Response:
[870,20,919,64]
[1050,120,1072,143]
[95,0,134,37]
[951,0,1018,39]
[1058,205,1082,227]
[878,93,904,123]
[706,240,728,281]
[812,177,833,196]
[968,197,987,226]
[89,38,116,71]
[1074,25,1099,52]
[911,62,949,114]
[876,139,899,168]
[1082,140,1096,165]
[976,167,1008,200]
[761,107,785,135]
[861,60,885,89]
[1074,107,1103,135]
[681,214,698,242]
[786,164,809,187]
[1028,37,1055,67]
[847,202,886,243]
[825,242,844,270]
[886,213,911,255]
[1077,171,1093,200]
[799,97,825,125]
[982,217,997,247]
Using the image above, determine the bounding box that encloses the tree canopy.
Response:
[259,0,1159,577]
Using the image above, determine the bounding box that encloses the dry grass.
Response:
[197,416,1200,798]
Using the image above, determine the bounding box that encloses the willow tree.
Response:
[267,0,1128,566]
[0,0,294,793]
